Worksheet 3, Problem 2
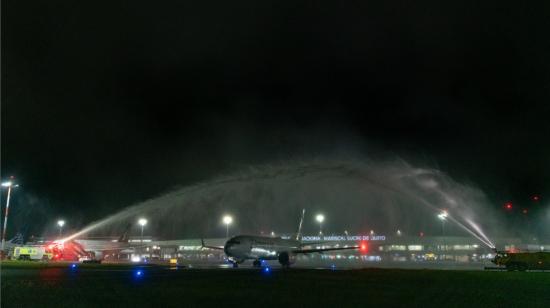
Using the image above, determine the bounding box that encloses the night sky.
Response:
[3,1,550,235]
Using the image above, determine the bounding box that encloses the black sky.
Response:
[3,1,550,234]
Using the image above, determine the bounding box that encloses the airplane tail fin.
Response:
[9,232,24,245]
[295,209,306,241]
[118,223,132,243]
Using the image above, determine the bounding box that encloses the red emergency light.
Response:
[504,202,513,210]
[359,241,368,254]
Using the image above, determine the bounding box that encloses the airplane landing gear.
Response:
[229,259,244,268]
[278,252,291,268]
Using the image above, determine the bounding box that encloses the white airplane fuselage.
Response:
[224,235,301,263]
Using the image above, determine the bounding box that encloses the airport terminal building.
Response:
[123,234,550,265]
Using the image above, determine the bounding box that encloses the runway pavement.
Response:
[2,261,547,307]
[0,259,489,283]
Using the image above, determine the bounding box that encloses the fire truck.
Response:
[12,246,53,261]
[492,251,550,271]
[46,240,93,261]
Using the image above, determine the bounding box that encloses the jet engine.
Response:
[277,252,296,267]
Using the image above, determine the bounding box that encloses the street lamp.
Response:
[1,179,18,252]
[57,220,66,237]
[223,215,233,238]
[437,210,448,221]
[437,210,448,253]
[138,218,147,244]
[316,214,324,235]
[437,210,448,234]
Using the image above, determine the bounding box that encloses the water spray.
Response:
[445,214,495,249]
[62,158,501,247]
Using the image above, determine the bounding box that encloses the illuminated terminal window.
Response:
[129,239,152,243]
[387,245,406,251]
[407,245,423,251]
[452,245,476,251]
[180,245,202,251]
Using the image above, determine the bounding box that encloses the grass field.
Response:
[2,261,550,307]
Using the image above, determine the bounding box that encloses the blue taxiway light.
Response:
[263,267,271,273]
[70,264,77,269]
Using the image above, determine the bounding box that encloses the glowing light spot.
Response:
[359,241,369,254]
[71,264,77,269]
[504,202,513,210]
[263,267,270,273]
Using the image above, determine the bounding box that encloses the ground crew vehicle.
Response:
[12,246,53,261]
[492,251,550,271]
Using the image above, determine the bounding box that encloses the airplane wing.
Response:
[70,240,148,252]
[201,239,224,250]
[292,246,359,254]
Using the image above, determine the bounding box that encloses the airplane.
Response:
[49,224,144,261]
[202,209,362,268]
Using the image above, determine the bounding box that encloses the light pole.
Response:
[138,218,147,244]
[437,210,448,255]
[437,210,448,235]
[223,215,233,238]
[57,220,65,237]
[1,180,18,252]
[316,214,324,236]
